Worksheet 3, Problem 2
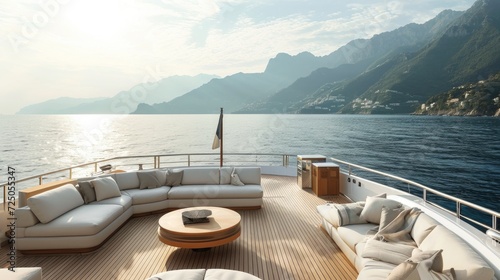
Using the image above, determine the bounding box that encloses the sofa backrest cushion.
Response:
[113,172,140,190]
[27,184,84,224]
[411,213,439,246]
[233,167,261,185]
[91,177,122,201]
[418,225,494,280]
[181,167,219,185]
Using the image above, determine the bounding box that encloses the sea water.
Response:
[0,114,499,214]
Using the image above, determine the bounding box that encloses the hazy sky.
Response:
[1,0,476,114]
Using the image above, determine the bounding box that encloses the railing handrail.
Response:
[0,152,292,188]
[328,156,499,233]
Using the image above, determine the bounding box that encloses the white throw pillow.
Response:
[92,177,121,201]
[379,205,404,230]
[360,196,402,224]
[27,184,84,223]
[230,172,245,186]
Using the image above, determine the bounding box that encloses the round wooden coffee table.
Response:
[158,206,241,250]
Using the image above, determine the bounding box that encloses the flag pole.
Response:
[220,107,223,168]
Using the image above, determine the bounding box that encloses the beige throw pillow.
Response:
[138,171,161,189]
[92,177,121,201]
[78,180,96,204]
[388,249,455,280]
[166,169,183,186]
[360,196,403,224]
[380,205,404,230]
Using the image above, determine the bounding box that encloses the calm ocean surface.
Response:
[0,114,499,212]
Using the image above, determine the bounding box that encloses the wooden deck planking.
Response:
[1,175,357,280]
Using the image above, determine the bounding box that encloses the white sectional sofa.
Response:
[15,166,262,253]
[317,194,495,280]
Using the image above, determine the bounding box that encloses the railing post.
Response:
[94,163,98,173]
[39,176,42,185]
[423,189,427,202]
[188,155,191,167]
[69,168,72,179]
[456,201,461,218]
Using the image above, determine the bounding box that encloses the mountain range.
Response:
[17,74,217,114]
[18,0,500,116]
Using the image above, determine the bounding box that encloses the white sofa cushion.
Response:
[233,167,261,185]
[15,206,40,228]
[357,260,395,280]
[168,185,263,200]
[92,177,122,201]
[338,223,377,251]
[24,204,123,237]
[181,167,220,185]
[419,225,494,280]
[410,213,439,246]
[90,194,133,211]
[122,186,170,205]
[27,184,84,224]
[113,172,140,190]
[360,196,402,224]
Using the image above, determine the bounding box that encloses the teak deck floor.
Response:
[1,175,357,280]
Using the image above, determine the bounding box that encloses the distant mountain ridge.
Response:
[17,74,217,114]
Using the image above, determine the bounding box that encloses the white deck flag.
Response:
[212,110,223,150]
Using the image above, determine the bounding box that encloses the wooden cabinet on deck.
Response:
[312,163,339,196]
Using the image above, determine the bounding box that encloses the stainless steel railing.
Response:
[329,156,499,235]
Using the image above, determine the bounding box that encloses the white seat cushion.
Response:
[122,186,170,205]
[357,260,395,280]
[337,223,377,251]
[24,204,123,237]
[27,184,84,223]
[90,194,132,211]
[167,185,263,200]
